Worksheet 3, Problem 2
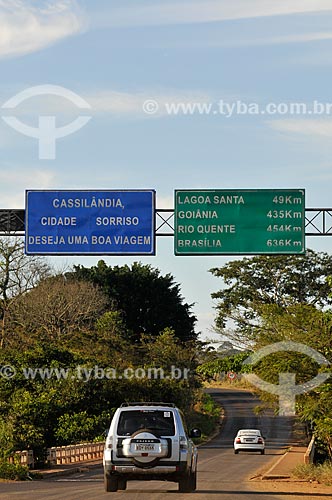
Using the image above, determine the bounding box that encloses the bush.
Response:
[0,418,14,460]
[196,352,251,381]
[187,393,221,442]
[55,410,111,445]
[0,461,30,481]
[293,462,332,485]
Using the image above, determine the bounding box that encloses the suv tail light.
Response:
[179,436,188,450]
[258,438,263,444]
[106,437,113,449]
[235,438,241,443]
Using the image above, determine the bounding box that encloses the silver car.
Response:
[103,402,201,492]
[234,429,265,454]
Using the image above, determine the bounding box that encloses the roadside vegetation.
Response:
[208,250,332,463]
[188,393,222,443]
[196,351,252,381]
[293,462,332,485]
[0,462,30,481]
[1,238,332,477]
[0,238,219,477]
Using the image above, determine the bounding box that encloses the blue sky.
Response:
[1,0,332,340]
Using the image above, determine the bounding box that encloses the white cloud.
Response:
[0,85,214,127]
[156,194,174,209]
[87,91,152,115]
[0,86,212,117]
[256,32,332,46]
[86,90,211,117]
[268,119,332,138]
[0,168,57,208]
[94,0,332,28]
[3,88,211,117]
[206,31,332,48]
[0,0,86,59]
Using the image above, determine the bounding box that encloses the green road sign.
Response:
[174,189,305,255]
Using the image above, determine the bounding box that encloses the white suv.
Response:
[103,402,201,492]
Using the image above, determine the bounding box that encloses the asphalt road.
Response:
[0,388,308,500]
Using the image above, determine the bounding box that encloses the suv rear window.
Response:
[117,410,175,436]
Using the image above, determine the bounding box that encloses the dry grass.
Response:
[293,462,332,485]
[203,378,256,391]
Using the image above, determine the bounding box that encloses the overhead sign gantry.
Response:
[3,187,330,256]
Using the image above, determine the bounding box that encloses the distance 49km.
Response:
[272,195,303,204]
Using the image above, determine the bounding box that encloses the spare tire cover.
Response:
[122,429,167,468]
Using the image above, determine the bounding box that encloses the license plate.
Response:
[245,439,254,442]
[135,444,155,452]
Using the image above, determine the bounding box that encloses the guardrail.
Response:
[47,442,104,465]
[304,435,315,464]
[8,450,34,469]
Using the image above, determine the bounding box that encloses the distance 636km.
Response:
[266,239,302,247]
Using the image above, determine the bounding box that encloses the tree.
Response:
[55,411,110,445]
[93,311,134,364]
[197,351,251,381]
[243,304,332,458]
[70,261,197,342]
[0,237,51,348]
[210,249,332,345]
[7,276,108,344]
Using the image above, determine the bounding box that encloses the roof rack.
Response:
[120,402,176,408]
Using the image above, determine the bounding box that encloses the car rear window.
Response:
[238,430,260,436]
[117,409,176,436]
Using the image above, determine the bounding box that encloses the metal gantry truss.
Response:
[1,208,332,237]
[156,209,175,237]
[0,209,25,235]
[157,208,332,237]
[305,209,332,236]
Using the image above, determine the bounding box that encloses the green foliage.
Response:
[241,305,332,457]
[0,249,202,466]
[0,461,30,481]
[210,252,332,460]
[70,261,197,342]
[140,328,197,370]
[299,382,332,459]
[55,410,111,445]
[0,327,202,461]
[197,352,252,380]
[94,311,133,363]
[96,311,126,337]
[187,393,221,442]
[198,392,221,418]
[0,417,14,459]
[210,250,332,343]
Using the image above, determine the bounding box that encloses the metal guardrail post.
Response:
[304,436,315,464]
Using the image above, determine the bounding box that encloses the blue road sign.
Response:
[25,190,155,255]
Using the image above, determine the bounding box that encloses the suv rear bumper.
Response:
[104,460,190,481]
[108,464,177,474]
